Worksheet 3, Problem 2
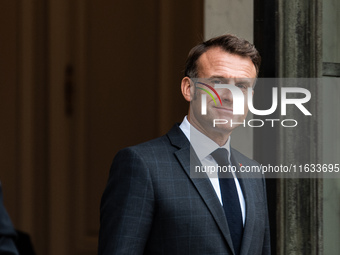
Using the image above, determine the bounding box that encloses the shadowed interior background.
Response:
[0,1,202,254]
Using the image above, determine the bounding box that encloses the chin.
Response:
[210,124,234,134]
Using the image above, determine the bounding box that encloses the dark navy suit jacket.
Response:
[0,183,19,255]
[99,124,270,254]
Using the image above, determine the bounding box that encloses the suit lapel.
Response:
[167,125,235,254]
[230,150,256,255]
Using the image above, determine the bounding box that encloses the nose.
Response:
[219,86,234,105]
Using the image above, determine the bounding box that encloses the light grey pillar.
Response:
[322,0,340,254]
[277,0,323,254]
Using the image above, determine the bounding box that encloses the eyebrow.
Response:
[206,76,230,83]
[207,76,252,83]
[207,76,255,88]
[207,75,226,80]
[234,78,253,85]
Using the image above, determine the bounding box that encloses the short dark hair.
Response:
[184,34,261,78]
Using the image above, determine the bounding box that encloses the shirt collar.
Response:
[179,116,231,162]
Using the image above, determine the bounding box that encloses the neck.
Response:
[188,116,231,147]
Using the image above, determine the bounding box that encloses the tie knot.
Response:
[211,148,230,166]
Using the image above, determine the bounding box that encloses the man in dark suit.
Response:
[0,182,19,255]
[99,34,270,255]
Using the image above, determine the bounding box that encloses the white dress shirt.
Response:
[179,116,246,225]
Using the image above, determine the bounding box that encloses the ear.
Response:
[181,77,192,102]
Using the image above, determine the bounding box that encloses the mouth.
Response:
[213,106,233,113]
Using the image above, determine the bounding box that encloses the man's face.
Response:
[185,47,257,140]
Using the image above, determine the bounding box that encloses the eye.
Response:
[211,79,222,84]
[236,83,247,90]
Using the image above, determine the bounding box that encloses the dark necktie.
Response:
[211,148,243,255]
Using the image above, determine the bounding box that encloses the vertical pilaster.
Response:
[277,0,323,254]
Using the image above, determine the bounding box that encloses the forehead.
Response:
[197,47,256,78]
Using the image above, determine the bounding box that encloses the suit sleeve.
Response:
[0,184,19,255]
[98,148,155,255]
